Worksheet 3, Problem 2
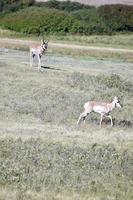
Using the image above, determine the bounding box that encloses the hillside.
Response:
[35,0,133,6]
[1,5,133,35]
[0,36,133,199]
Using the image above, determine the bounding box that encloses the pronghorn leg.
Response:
[108,115,113,127]
[37,55,41,70]
[30,50,32,67]
[83,116,86,125]
[83,114,89,125]
[99,114,104,127]
[30,51,34,67]
[77,112,88,125]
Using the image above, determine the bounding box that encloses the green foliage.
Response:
[98,5,133,33]
[72,5,133,34]
[71,8,102,34]
[0,2,133,35]
[0,7,87,35]
[36,0,94,12]
[0,0,34,12]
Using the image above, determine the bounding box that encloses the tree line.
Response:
[0,0,133,35]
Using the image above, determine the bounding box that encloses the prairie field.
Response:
[0,36,133,200]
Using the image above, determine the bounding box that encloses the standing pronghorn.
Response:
[30,40,48,70]
[77,97,122,127]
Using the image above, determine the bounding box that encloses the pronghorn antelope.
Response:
[30,40,48,70]
[77,97,122,127]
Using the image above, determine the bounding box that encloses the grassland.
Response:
[0,32,133,199]
[0,29,133,63]
[1,28,133,48]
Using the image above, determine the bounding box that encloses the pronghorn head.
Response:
[41,39,48,50]
[113,96,122,108]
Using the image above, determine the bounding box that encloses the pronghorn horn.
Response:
[41,39,45,44]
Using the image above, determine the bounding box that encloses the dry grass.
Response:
[0,138,133,200]
[0,29,133,49]
[0,34,133,199]
[0,49,133,148]
[51,45,133,62]
[0,187,100,200]
[0,36,133,62]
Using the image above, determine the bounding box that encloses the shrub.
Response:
[0,0,34,12]
[98,5,133,33]
[35,0,93,12]
[0,7,87,35]
[0,4,133,35]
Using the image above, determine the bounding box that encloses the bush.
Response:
[0,3,133,35]
[0,0,34,12]
[35,0,93,12]
[0,7,87,35]
[98,5,133,33]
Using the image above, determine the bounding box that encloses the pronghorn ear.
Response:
[114,96,118,101]
[45,40,48,44]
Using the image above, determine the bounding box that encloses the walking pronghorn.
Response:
[30,40,48,70]
[77,96,122,127]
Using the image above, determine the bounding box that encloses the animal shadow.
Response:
[41,65,61,71]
